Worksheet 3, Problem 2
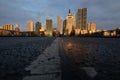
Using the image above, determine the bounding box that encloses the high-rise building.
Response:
[76,8,87,30]
[87,22,96,33]
[3,24,14,30]
[27,20,34,32]
[65,9,76,36]
[57,16,63,35]
[63,19,67,35]
[15,24,20,36]
[46,18,53,37]
[35,22,41,35]
[15,24,20,31]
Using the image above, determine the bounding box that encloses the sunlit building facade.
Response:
[76,8,87,30]
[14,24,20,36]
[27,20,34,32]
[15,24,20,31]
[103,30,116,37]
[57,16,63,35]
[65,9,76,36]
[39,26,45,36]
[87,22,96,33]
[80,30,88,35]
[46,19,53,37]
[40,26,45,32]
[75,29,80,36]
[3,24,14,30]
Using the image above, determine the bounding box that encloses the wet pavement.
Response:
[59,37,120,80]
[0,37,120,80]
[23,38,61,80]
[0,37,56,80]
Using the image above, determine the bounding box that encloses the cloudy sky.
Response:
[0,0,120,31]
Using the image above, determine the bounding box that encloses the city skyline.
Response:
[0,0,120,31]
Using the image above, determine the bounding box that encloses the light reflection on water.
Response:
[64,41,93,65]
[61,38,120,80]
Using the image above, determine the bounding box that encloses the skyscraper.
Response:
[46,18,53,37]
[27,20,34,32]
[63,19,67,35]
[15,24,20,36]
[15,24,20,31]
[57,16,62,35]
[76,8,87,30]
[35,22,41,35]
[65,9,76,36]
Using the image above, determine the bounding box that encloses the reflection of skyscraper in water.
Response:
[27,20,34,32]
[76,8,87,30]
[65,9,76,36]
[57,16,63,35]
[46,18,53,37]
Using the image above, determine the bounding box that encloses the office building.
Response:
[76,8,87,30]
[65,9,76,36]
[46,18,53,37]
[14,24,20,36]
[15,24,20,31]
[57,16,63,35]
[27,20,34,32]
[63,19,66,35]
[35,22,41,35]
[40,26,45,32]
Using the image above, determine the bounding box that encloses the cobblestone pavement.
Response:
[0,37,120,80]
[0,37,56,80]
[23,38,61,80]
[59,37,120,80]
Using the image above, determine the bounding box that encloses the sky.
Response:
[0,0,120,31]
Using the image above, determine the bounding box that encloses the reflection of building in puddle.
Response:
[66,42,74,50]
[64,41,92,64]
[65,41,87,54]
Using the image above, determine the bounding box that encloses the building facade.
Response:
[46,19,53,37]
[27,20,34,32]
[65,9,76,36]
[87,22,96,33]
[14,24,20,36]
[63,19,67,35]
[76,8,87,30]
[57,16,63,35]
[3,24,14,30]
[35,22,41,35]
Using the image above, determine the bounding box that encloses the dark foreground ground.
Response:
[0,37,120,80]
[0,37,56,80]
[59,37,120,80]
